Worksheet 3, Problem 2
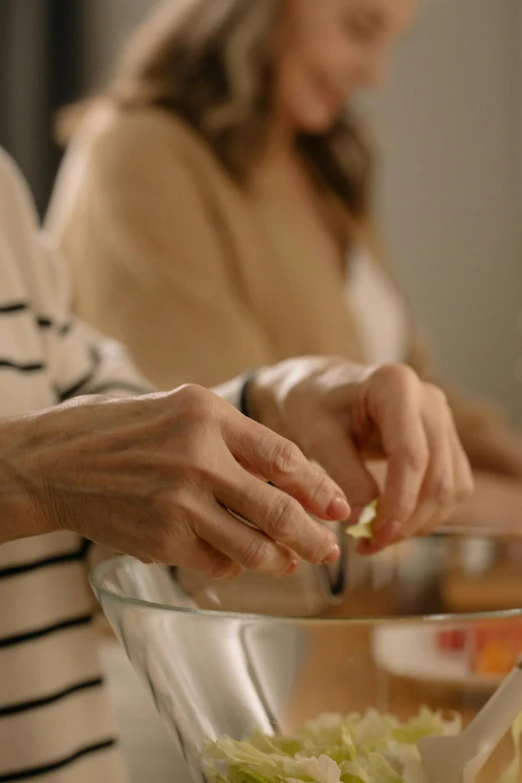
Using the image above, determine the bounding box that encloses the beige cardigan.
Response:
[47,105,508,467]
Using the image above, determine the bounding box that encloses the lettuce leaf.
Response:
[203,708,460,783]
[346,501,379,540]
[204,707,522,783]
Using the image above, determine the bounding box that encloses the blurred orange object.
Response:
[471,621,522,675]
[436,621,522,676]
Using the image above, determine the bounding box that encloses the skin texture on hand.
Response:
[0,385,350,578]
[249,357,475,552]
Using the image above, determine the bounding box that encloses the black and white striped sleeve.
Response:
[38,236,154,402]
[0,147,251,411]
[0,148,153,403]
[39,235,251,408]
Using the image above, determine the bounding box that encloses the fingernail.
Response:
[327,495,351,521]
[322,544,341,564]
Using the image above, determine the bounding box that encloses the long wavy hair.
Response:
[107,0,374,220]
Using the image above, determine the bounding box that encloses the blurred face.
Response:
[274,0,417,134]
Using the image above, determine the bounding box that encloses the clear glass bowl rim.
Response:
[90,555,522,625]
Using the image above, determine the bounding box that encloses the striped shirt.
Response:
[0,149,155,781]
[0,148,244,781]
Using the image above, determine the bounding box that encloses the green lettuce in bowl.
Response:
[203,708,461,783]
[204,708,522,783]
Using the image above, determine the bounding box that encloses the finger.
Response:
[357,521,401,556]
[448,415,475,502]
[415,423,473,537]
[225,416,350,521]
[216,466,341,565]
[194,500,300,577]
[378,420,429,534]
[398,500,452,541]
[363,371,430,535]
[298,411,379,523]
[400,404,454,539]
[418,503,457,537]
[176,538,244,581]
[403,391,471,539]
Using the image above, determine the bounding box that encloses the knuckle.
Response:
[375,363,419,394]
[432,477,455,506]
[311,527,337,563]
[173,384,216,423]
[269,440,304,477]
[306,471,332,506]
[239,535,270,570]
[265,495,300,538]
[207,554,241,581]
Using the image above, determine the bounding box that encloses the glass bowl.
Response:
[91,533,522,783]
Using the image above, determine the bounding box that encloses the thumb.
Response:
[305,414,379,523]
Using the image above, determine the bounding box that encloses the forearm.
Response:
[459,424,522,478]
[440,383,522,476]
[449,471,522,533]
[0,417,53,545]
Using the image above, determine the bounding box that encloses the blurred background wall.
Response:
[0,0,86,214]
[0,0,520,420]
[373,0,522,425]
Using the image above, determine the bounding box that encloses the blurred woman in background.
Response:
[48,0,522,527]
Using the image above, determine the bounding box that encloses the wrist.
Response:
[246,368,290,438]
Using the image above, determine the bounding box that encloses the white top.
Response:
[346,247,409,366]
[0,149,241,783]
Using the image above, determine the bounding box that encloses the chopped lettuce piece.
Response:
[203,708,462,783]
[346,501,379,540]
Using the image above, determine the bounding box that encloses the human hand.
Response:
[249,358,474,552]
[0,385,350,577]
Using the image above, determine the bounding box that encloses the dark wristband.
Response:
[239,371,257,419]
